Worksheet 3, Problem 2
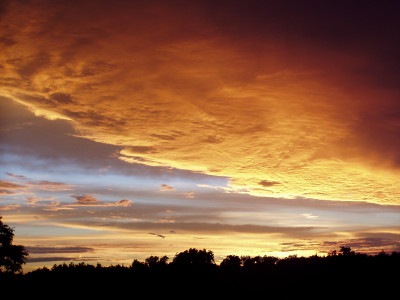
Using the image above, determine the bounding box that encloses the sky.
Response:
[1,0,400,271]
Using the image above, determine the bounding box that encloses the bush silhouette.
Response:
[0,216,28,273]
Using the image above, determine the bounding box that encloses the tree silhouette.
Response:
[0,216,29,272]
[339,246,355,256]
[0,245,396,298]
[172,248,215,266]
[220,254,241,271]
[145,255,168,270]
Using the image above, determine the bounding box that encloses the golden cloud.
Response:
[160,184,176,192]
[2,1,400,205]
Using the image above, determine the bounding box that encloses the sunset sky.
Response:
[1,0,400,271]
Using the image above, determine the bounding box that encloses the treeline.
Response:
[2,247,399,297]
[26,246,400,274]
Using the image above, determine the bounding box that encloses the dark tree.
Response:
[339,246,355,256]
[172,248,214,265]
[220,255,241,271]
[0,216,29,272]
[145,255,168,268]
[131,259,146,270]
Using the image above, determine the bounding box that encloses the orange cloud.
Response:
[180,192,195,199]
[1,173,75,196]
[114,199,133,207]
[2,0,400,205]
[0,180,31,196]
[160,184,175,192]
[0,180,26,190]
[0,204,21,211]
[70,194,133,207]
[71,194,100,205]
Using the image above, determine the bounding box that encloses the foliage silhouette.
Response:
[339,245,356,256]
[172,248,215,265]
[0,216,28,273]
[220,254,241,271]
[2,246,400,297]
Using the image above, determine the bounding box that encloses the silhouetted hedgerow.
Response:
[1,247,399,297]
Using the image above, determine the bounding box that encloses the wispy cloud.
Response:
[160,184,175,192]
[148,233,166,239]
[27,246,94,254]
[0,180,28,195]
[0,204,20,211]
[70,194,133,207]
[71,194,101,205]
[3,173,75,193]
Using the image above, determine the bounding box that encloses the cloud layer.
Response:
[2,0,400,204]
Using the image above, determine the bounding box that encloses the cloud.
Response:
[6,172,28,181]
[3,172,75,193]
[0,204,20,211]
[321,234,400,254]
[148,233,166,239]
[28,180,75,191]
[259,180,280,188]
[80,220,321,239]
[0,180,30,196]
[70,194,133,207]
[0,97,213,183]
[180,192,195,199]
[0,190,19,195]
[49,92,75,104]
[26,257,76,263]
[27,246,94,254]
[1,0,400,205]
[114,199,133,207]
[71,194,101,205]
[301,213,319,220]
[160,184,175,192]
[0,180,26,190]
[24,196,42,204]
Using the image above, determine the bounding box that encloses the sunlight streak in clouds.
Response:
[1,0,399,204]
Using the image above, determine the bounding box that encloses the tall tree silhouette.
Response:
[0,216,28,272]
[145,255,168,270]
[339,246,355,256]
[220,254,241,271]
[172,248,214,265]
